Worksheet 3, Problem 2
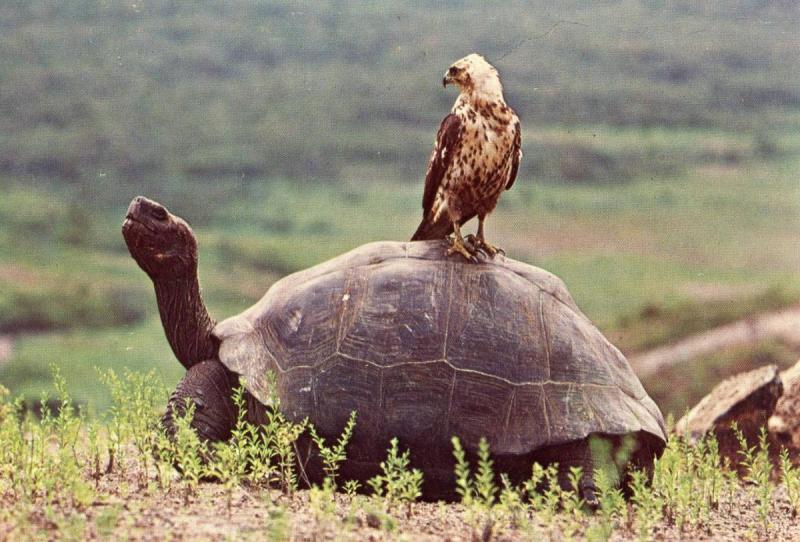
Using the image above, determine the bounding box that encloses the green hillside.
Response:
[1,1,799,415]
[1,1,798,190]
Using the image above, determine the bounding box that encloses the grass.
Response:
[1,1,798,186]
[2,127,800,416]
[2,370,800,540]
[614,285,800,353]
[1,320,183,413]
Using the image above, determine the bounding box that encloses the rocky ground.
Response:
[3,467,800,541]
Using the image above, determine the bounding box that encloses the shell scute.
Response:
[382,361,454,448]
[276,367,315,421]
[337,260,449,366]
[446,371,515,450]
[542,382,598,444]
[312,356,384,463]
[544,294,621,389]
[498,385,549,453]
[258,269,346,370]
[445,266,550,383]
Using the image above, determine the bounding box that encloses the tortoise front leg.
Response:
[162,359,239,443]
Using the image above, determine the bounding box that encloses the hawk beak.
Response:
[442,75,451,88]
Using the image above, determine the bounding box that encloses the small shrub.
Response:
[343,479,361,497]
[308,410,357,490]
[735,425,773,534]
[206,384,252,514]
[452,435,474,506]
[308,482,337,532]
[0,368,94,509]
[524,462,561,520]
[367,437,423,505]
[496,474,527,527]
[98,368,167,484]
[475,437,498,509]
[629,468,662,542]
[450,436,498,510]
[589,467,625,541]
[255,371,308,495]
[168,401,208,496]
[779,448,800,517]
[649,431,732,530]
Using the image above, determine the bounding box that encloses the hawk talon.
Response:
[467,234,504,259]
[447,235,477,262]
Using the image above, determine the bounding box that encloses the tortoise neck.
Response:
[153,274,218,370]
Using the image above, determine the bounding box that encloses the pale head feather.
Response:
[446,53,504,101]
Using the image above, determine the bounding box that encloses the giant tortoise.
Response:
[122,196,666,500]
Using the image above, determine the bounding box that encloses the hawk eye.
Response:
[448,66,459,76]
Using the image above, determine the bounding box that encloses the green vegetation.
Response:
[779,448,800,517]
[1,1,799,421]
[735,426,774,533]
[309,410,358,491]
[1,1,797,188]
[615,285,799,353]
[2,371,799,540]
[647,338,799,416]
[366,437,424,505]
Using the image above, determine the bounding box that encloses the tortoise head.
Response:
[122,196,198,281]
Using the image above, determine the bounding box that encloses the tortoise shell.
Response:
[214,240,666,479]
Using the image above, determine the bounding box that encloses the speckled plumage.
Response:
[412,54,522,243]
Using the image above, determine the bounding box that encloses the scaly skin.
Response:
[153,278,218,371]
[122,196,218,370]
[475,217,504,257]
[446,222,477,261]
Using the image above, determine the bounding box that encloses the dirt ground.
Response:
[4,469,800,541]
[0,335,12,366]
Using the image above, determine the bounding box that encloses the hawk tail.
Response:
[411,215,453,241]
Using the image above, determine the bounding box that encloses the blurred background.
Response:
[1,0,798,417]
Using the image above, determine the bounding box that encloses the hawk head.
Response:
[442,53,503,99]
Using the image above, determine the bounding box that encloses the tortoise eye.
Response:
[152,206,168,220]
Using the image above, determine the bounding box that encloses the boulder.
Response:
[675,365,783,461]
[768,359,800,456]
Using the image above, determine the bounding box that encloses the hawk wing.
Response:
[422,114,462,215]
[505,120,522,191]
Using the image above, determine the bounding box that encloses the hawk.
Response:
[411,53,521,260]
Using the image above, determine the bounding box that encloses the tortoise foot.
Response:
[581,482,599,510]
